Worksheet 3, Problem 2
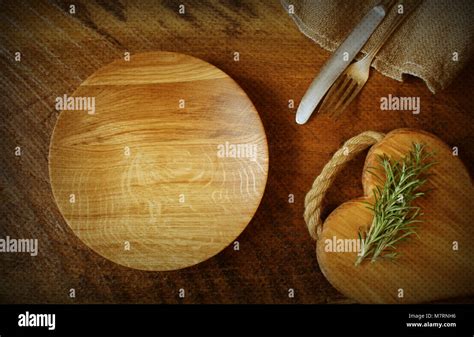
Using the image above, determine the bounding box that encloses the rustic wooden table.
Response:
[1,0,473,303]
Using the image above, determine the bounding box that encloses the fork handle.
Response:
[365,0,422,61]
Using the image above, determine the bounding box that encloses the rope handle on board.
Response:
[303,131,385,241]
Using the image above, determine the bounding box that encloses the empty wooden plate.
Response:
[49,52,268,271]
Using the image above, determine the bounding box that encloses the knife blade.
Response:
[296,2,389,125]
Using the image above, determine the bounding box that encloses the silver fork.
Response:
[319,0,421,118]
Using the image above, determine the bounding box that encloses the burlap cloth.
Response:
[281,0,474,93]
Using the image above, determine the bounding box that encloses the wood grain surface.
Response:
[1,0,473,303]
[317,129,474,303]
[49,51,268,271]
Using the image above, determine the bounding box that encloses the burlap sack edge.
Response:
[280,0,442,93]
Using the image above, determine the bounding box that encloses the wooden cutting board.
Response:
[316,129,474,303]
[49,52,268,271]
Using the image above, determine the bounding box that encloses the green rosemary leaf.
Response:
[355,143,435,266]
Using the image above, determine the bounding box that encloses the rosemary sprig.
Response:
[355,143,435,266]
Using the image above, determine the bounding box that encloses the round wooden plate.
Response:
[49,52,268,271]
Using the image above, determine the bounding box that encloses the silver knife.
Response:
[296,2,389,125]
